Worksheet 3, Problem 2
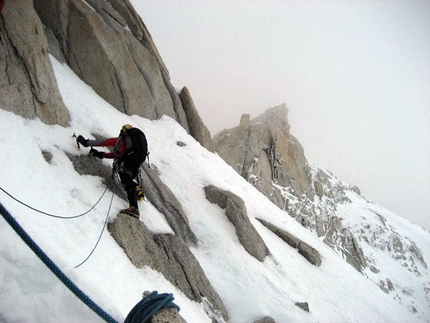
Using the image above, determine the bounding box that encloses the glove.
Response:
[77,135,89,147]
[90,148,104,159]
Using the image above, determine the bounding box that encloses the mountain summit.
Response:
[214,103,313,206]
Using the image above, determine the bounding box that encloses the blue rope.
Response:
[124,291,180,323]
[0,202,118,323]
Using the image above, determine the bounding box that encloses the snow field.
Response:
[0,56,426,323]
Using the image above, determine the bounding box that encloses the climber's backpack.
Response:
[122,127,148,165]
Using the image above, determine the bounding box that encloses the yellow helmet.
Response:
[121,124,132,133]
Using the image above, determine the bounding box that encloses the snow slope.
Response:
[0,57,428,323]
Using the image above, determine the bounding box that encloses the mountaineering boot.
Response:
[120,206,140,219]
[135,185,144,201]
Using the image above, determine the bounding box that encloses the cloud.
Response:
[135,0,430,230]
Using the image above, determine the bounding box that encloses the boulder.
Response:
[153,234,227,320]
[204,185,270,262]
[295,302,310,313]
[0,0,69,126]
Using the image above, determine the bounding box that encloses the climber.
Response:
[76,124,148,219]
[0,0,5,14]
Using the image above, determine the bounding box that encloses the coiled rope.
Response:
[124,291,180,323]
[0,202,118,323]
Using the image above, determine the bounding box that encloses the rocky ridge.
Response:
[213,106,430,316]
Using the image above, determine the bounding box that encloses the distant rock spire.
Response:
[213,103,313,207]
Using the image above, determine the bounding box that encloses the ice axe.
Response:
[72,133,81,150]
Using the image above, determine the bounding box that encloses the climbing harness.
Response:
[0,202,118,323]
[125,291,180,323]
[0,186,109,219]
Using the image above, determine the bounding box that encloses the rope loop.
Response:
[125,290,180,323]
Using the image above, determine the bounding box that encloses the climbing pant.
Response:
[119,162,140,209]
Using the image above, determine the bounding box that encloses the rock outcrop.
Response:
[253,316,276,323]
[257,218,322,266]
[108,214,228,322]
[0,0,70,126]
[295,302,310,313]
[213,104,313,209]
[179,86,214,152]
[292,167,368,272]
[140,165,198,245]
[34,0,185,123]
[1,0,213,151]
[204,185,270,262]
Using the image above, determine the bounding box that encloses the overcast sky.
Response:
[134,0,430,230]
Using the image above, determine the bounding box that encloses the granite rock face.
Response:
[0,0,70,126]
[33,0,188,125]
[213,104,313,209]
[2,0,213,152]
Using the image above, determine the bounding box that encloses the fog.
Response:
[135,0,430,230]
